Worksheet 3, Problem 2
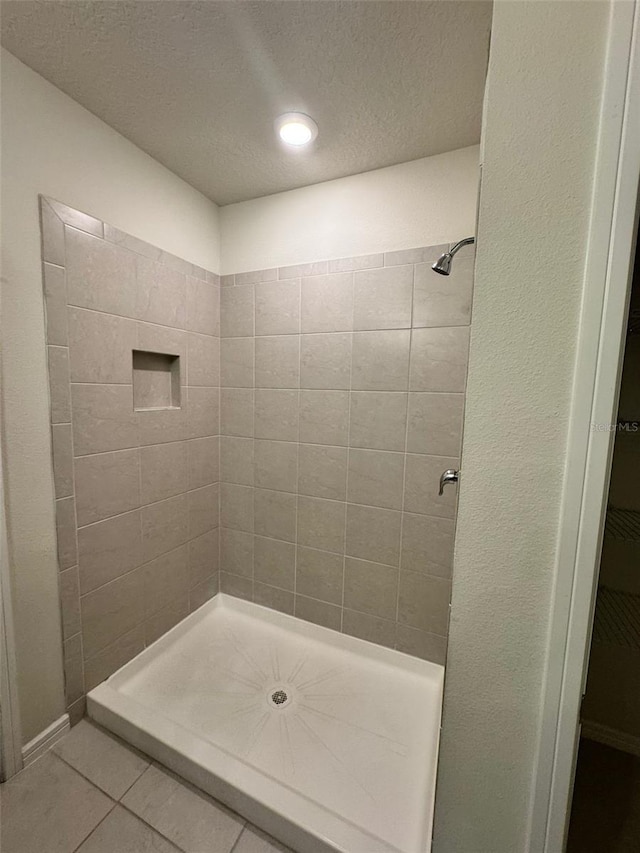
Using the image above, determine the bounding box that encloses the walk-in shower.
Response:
[432,236,476,275]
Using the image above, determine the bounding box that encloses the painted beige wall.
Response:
[219,146,480,274]
[433,2,610,851]
[0,49,220,742]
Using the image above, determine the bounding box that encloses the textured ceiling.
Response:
[1,1,492,205]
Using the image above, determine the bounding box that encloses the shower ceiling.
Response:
[0,0,492,205]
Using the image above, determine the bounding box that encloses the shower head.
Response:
[432,252,453,275]
[432,236,475,276]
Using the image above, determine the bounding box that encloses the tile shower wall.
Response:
[41,198,220,724]
[219,244,474,663]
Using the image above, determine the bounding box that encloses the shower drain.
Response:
[271,690,288,705]
[267,687,292,709]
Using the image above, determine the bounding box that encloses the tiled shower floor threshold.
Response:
[88,594,444,853]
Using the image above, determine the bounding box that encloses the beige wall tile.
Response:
[188,483,219,539]
[220,435,254,485]
[60,567,81,640]
[300,332,352,390]
[254,536,295,590]
[80,568,145,658]
[220,274,235,287]
[342,609,396,648]
[353,266,413,331]
[253,583,294,615]
[349,391,407,451]
[65,226,136,317]
[52,423,74,498]
[254,440,297,492]
[67,696,86,727]
[279,261,327,279]
[255,336,300,388]
[220,337,254,387]
[235,268,277,286]
[48,346,72,424]
[187,387,219,438]
[221,285,254,337]
[50,199,103,237]
[137,404,188,447]
[296,547,343,605]
[328,253,384,273]
[351,330,410,391]
[255,279,300,335]
[220,483,254,532]
[142,545,189,618]
[409,326,470,392]
[78,510,143,594]
[404,453,458,518]
[187,333,219,387]
[397,572,451,635]
[401,513,455,577]
[136,256,186,328]
[186,277,219,336]
[69,308,137,384]
[255,389,299,440]
[137,321,187,367]
[298,444,347,500]
[139,441,187,504]
[187,436,219,489]
[295,595,341,631]
[413,257,474,328]
[72,384,138,456]
[254,489,296,542]
[299,390,349,446]
[220,572,253,601]
[40,198,65,265]
[75,449,141,526]
[343,557,398,619]
[384,245,447,267]
[188,529,219,588]
[220,388,254,437]
[189,576,218,611]
[347,448,404,510]
[297,496,345,553]
[104,223,162,262]
[346,504,401,566]
[301,273,353,333]
[407,392,464,456]
[395,625,447,664]
[83,626,145,692]
[63,635,84,706]
[220,528,253,577]
[43,263,69,345]
[141,493,189,562]
[145,598,189,645]
[56,497,78,569]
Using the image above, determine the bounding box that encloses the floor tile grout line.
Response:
[70,801,120,853]
[52,739,200,853]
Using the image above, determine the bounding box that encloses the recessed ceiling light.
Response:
[275,113,318,147]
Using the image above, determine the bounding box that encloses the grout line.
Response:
[69,803,120,853]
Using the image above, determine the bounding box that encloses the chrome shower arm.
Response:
[449,236,475,255]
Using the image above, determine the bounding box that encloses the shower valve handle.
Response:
[439,469,460,496]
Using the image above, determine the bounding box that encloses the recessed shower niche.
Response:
[132,349,181,410]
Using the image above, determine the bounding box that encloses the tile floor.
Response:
[0,719,292,853]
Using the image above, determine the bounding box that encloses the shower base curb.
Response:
[88,594,443,853]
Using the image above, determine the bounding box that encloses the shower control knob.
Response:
[439,469,460,496]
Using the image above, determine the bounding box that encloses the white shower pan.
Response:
[88,594,444,853]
